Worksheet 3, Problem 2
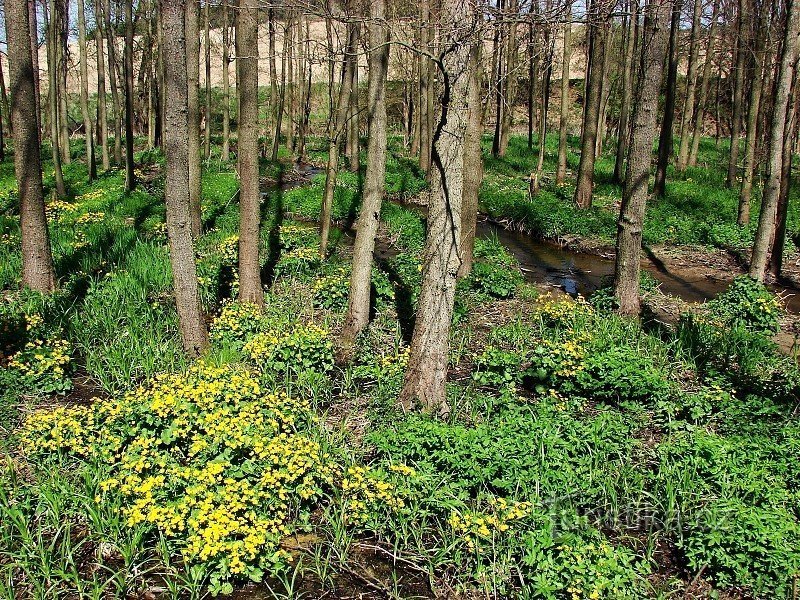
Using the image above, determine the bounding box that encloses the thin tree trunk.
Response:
[750,0,800,281]
[459,41,484,278]
[573,0,613,208]
[56,0,70,164]
[614,0,673,315]
[204,0,211,160]
[0,57,11,139]
[688,0,720,167]
[418,0,433,175]
[491,1,505,159]
[286,14,295,155]
[653,0,682,198]
[499,0,520,157]
[77,0,96,181]
[186,0,202,236]
[319,20,356,258]
[726,0,748,187]
[222,0,231,161]
[123,0,136,192]
[532,31,554,195]
[236,0,263,306]
[346,19,361,172]
[595,25,613,157]
[738,28,766,226]
[161,0,209,357]
[103,0,123,165]
[614,0,637,184]
[528,19,535,149]
[270,10,287,162]
[676,0,702,171]
[7,0,55,291]
[399,0,476,414]
[45,0,66,198]
[769,69,800,278]
[341,0,390,348]
[556,13,571,185]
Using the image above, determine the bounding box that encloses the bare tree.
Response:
[45,0,66,198]
[614,0,673,314]
[341,0,390,349]
[161,0,209,357]
[750,0,800,281]
[399,0,478,414]
[102,0,123,165]
[124,0,136,192]
[556,11,571,185]
[77,0,97,181]
[726,0,747,188]
[688,0,720,167]
[613,0,638,184]
[676,0,702,171]
[186,0,202,236]
[652,0,681,198]
[7,0,55,292]
[95,0,111,170]
[236,0,264,306]
[574,0,614,208]
[222,0,231,161]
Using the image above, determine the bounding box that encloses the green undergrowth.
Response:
[2,139,800,598]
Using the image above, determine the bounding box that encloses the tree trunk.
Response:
[533,30,554,195]
[204,0,211,160]
[676,0,702,171]
[499,0,520,157]
[56,0,70,165]
[459,41,484,278]
[737,15,767,226]
[346,21,361,173]
[236,0,263,306]
[77,0,96,181]
[341,0,390,349]
[270,10,287,162]
[749,0,800,281]
[688,0,720,167]
[769,69,800,278]
[123,0,136,192]
[528,19,535,150]
[319,20,356,258]
[95,0,109,170]
[286,14,295,155]
[0,55,12,139]
[222,0,230,161]
[161,0,209,357]
[613,0,637,184]
[28,0,42,138]
[418,0,433,175]
[103,0,123,165]
[186,0,202,236]
[399,0,476,414]
[7,0,55,292]
[595,25,613,158]
[556,14,571,185]
[653,0,682,198]
[726,0,748,188]
[614,0,673,315]
[573,0,613,208]
[45,0,66,198]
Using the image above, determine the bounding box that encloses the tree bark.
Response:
[614,0,673,315]
[726,0,748,188]
[236,0,263,306]
[688,0,719,167]
[653,0,682,198]
[613,0,637,184]
[45,0,66,198]
[459,41,484,278]
[56,0,70,165]
[498,0,520,157]
[533,29,554,195]
[0,54,12,139]
[676,0,702,171]
[556,13,571,185]
[222,0,231,161]
[77,0,97,181]
[7,0,55,292]
[749,0,800,281]
[161,0,209,357]
[573,0,613,208]
[186,0,202,236]
[346,21,361,172]
[399,0,476,414]
[123,0,136,192]
[270,10,287,162]
[319,19,356,258]
[204,0,211,160]
[28,0,42,138]
[103,0,123,165]
[737,11,767,226]
[341,0,390,349]
[418,0,433,175]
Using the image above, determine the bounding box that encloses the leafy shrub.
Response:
[4,338,73,394]
[275,246,321,280]
[312,271,350,311]
[472,347,524,388]
[19,363,335,594]
[209,302,268,349]
[467,262,522,299]
[707,276,781,334]
[573,345,672,405]
[244,323,334,376]
[682,499,800,598]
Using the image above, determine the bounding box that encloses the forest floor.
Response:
[1,135,799,599]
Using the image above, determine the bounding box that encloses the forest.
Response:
[1,0,800,597]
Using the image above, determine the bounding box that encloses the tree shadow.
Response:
[261,166,287,289]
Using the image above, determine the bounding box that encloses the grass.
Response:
[1,135,799,598]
